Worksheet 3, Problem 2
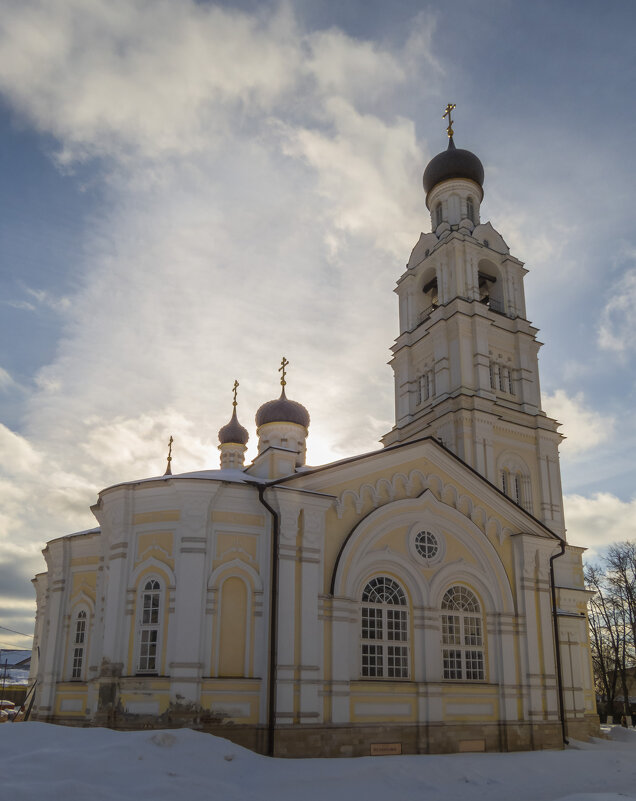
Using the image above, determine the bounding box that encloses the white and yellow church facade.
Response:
[30,120,598,756]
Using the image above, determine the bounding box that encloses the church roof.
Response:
[423,137,484,199]
[218,408,249,445]
[255,388,310,428]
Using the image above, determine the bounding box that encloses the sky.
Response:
[0,0,635,648]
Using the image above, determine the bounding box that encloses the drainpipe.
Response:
[549,539,569,745]
[254,484,279,758]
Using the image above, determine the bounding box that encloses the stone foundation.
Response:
[38,713,600,757]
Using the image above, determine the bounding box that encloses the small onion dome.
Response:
[423,137,484,201]
[255,388,310,428]
[218,408,249,446]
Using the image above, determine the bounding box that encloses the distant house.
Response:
[0,650,31,670]
[1,650,32,685]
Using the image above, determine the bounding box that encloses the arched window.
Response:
[500,469,508,496]
[138,579,162,674]
[71,610,87,680]
[514,474,522,506]
[417,374,429,405]
[435,202,443,227]
[466,196,474,222]
[500,463,530,511]
[441,586,485,680]
[361,576,409,679]
[489,360,499,389]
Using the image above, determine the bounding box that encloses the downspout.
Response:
[255,484,279,758]
[549,538,569,745]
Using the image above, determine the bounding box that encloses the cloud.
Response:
[565,492,636,557]
[305,28,406,102]
[542,389,615,455]
[598,267,636,353]
[4,300,37,312]
[0,0,304,164]
[0,367,18,392]
[0,1,443,634]
[0,424,42,474]
[23,287,71,313]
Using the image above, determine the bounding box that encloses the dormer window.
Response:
[435,202,443,227]
[466,196,474,222]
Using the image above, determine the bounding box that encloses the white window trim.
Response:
[441,586,485,681]
[360,577,410,680]
[136,578,163,675]
[69,608,88,681]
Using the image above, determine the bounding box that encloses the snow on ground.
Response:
[1,723,636,801]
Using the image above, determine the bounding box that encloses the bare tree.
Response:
[585,542,636,722]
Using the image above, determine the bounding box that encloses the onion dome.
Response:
[256,357,310,429]
[218,407,249,445]
[255,388,310,428]
[423,137,484,201]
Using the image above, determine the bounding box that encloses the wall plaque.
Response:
[370,742,402,756]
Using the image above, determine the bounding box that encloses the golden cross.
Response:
[232,379,239,409]
[164,435,173,476]
[443,102,456,139]
[279,356,289,388]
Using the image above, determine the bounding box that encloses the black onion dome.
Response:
[255,389,310,428]
[423,138,484,199]
[218,409,249,445]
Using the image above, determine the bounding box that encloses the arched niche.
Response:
[331,490,515,615]
[477,258,505,315]
[420,265,439,322]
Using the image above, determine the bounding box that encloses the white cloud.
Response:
[305,28,406,102]
[4,300,36,312]
[565,492,636,557]
[598,268,636,353]
[23,287,71,313]
[542,389,615,455]
[0,0,304,164]
[0,1,442,636]
[0,424,42,474]
[0,367,18,392]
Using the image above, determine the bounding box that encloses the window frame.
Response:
[136,578,163,675]
[360,576,410,680]
[441,586,485,681]
[69,608,88,681]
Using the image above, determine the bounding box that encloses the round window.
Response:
[415,530,439,561]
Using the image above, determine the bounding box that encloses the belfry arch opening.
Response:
[421,269,439,323]
[477,260,505,315]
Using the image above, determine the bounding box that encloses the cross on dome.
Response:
[164,435,173,476]
[279,356,289,388]
[443,102,456,139]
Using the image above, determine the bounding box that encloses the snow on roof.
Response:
[103,467,268,493]
[0,649,31,666]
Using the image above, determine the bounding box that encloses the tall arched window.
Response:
[441,586,485,680]
[435,202,443,227]
[138,579,162,674]
[71,610,87,680]
[466,196,474,222]
[360,576,409,679]
[500,463,531,512]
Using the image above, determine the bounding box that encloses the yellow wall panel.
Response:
[219,577,247,677]
[133,510,180,524]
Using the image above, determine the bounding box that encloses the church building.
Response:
[30,110,597,756]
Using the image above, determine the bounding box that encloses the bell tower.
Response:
[382,107,565,537]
